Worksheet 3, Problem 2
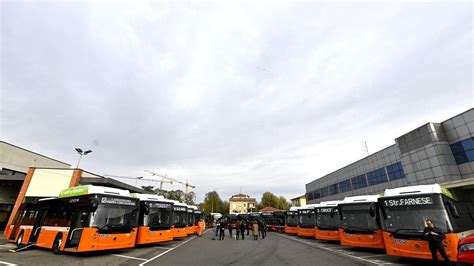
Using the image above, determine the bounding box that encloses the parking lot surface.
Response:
[0,230,453,265]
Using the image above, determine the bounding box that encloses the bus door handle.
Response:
[34,227,42,236]
[70,228,84,240]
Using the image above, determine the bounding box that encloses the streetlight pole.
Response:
[75,148,92,168]
[135,176,143,187]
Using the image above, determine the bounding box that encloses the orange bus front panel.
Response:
[297,227,315,238]
[339,229,385,249]
[315,227,340,241]
[11,226,34,244]
[383,231,459,262]
[75,228,137,252]
[172,227,188,239]
[285,225,298,235]
[34,227,70,249]
[136,226,173,245]
[186,225,197,235]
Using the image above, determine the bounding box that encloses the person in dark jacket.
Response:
[219,220,226,240]
[228,219,233,238]
[235,220,241,240]
[423,219,452,266]
[258,219,266,239]
[240,220,246,240]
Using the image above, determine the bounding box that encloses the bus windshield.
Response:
[286,212,298,226]
[147,205,173,230]
[316,208,340,230]
[91,201,138,232]
[174,211,186,226]
[299,210,315,228]
[340,203,377,232]
[380,194,452,234]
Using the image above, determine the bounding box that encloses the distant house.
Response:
[290,194,307,207]
[259,206,282,212]
[229,193,256,214]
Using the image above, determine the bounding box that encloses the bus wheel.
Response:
[52,234,62,255]
[16,231,24,246]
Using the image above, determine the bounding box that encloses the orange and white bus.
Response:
[10,185,139,254]
[186,205,198,235]
[379,184,474,263]
[315,200,343,241]
[297,205,317,238]
[285,207,299,235]
[338,195,385,249]
[171,201,188,239]
[133,193,174,245]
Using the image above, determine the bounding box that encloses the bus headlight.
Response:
[459,243,474,252]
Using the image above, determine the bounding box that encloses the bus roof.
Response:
[318,200,344,207]
[172,200,187,207]
[383,184,445,197]
[289,206,300,211]
[131,193,174,203]
[58,185,131,198]
[342,195,380,204]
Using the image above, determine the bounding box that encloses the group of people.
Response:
[214,218,267,241]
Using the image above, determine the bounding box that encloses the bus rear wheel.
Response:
[52,234,62,255]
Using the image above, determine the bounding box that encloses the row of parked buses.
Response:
[4,185,204,254]
[282,183,474,264]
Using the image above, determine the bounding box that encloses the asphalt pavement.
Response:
[0,229,451,266]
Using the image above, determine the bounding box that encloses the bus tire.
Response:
[52,234,62,255]
[16,231,24,246]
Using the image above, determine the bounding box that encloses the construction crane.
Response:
[144,170,196,193]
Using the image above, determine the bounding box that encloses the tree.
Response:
[141,186,155,193]
[261,192,280,208]
[183,191,196,205]
[277,196,289,210]
[202,191,226,214]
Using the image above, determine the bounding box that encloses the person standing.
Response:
[215,218,220,238]
[258,219,266,239]
[240,220,246,240]
[423,219,452,266]
[219,219,226,240]
[197,219,204,237]
[252,221,259,240]
[235,220,241,240]
[228,219,233,238]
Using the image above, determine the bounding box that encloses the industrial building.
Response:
[0,141,147,231]
[306,108,474,204]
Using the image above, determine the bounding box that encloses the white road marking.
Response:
[0,244,16,250]
[139,236,197,265]
[112,254,147,261]
[273,233,381,265]
[0,260,17,266]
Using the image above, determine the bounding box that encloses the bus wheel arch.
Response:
[52,233,63,255]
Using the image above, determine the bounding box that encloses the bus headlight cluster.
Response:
[459,243,474,252]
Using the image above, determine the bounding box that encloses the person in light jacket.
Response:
[252,221,259,240]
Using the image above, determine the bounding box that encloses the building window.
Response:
[329,184,338,195]
[320,186,329,197]
[338,179,352,193]
[450,137,474,164]
[366,168,388,186]
[306,192,314,201]
[313,190,321,199]
[351,175,368,189]
[386,162,405,181]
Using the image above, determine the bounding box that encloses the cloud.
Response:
[1,1,472,202]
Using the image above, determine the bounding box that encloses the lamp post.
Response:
[75,148,92,168]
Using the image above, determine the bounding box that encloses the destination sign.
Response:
[187,208,194,213]
[101,197,137,206]
[299,210,315,215]
[149,202,172,209]
[174,206,187,212]
[383,196,434,207]
[316,208,337,213]
[286,211,297,215]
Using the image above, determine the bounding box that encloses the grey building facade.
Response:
[306,108,474,204]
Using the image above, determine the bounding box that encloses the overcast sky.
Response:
[1,1,472,203]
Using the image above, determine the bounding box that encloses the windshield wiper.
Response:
[98,223,123,231]
[392,228,423,234]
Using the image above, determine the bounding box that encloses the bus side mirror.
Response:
[91,198,99,212]
[446,201,460,218]
[369,203,376,217]
[144,205,150,215]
